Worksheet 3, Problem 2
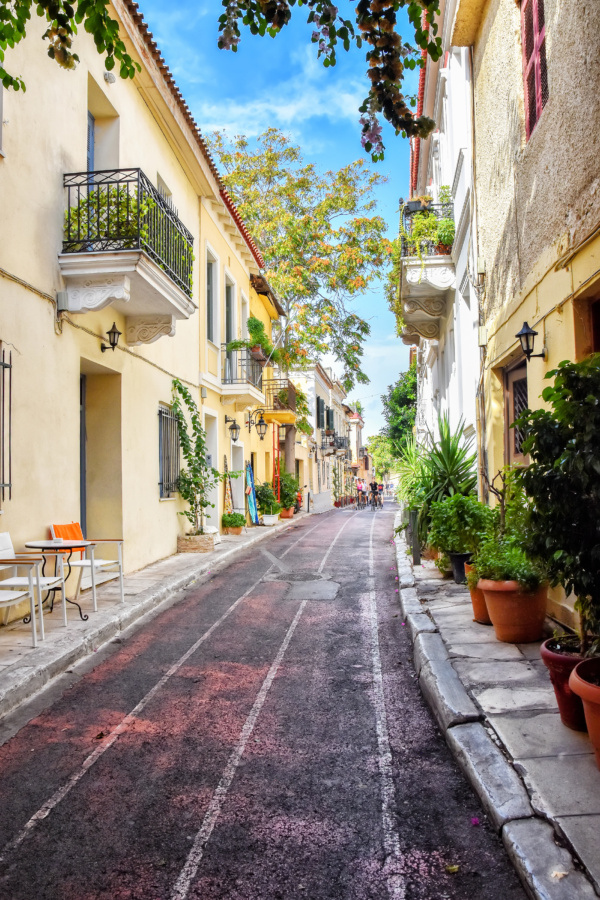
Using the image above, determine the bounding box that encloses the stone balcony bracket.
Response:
[57,250,197,345]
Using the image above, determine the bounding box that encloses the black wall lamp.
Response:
[516,321,546,362]
[246,408,268,440]
[225,416,241,442]
[101,322,122,353]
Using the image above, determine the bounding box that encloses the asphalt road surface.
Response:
[0,506,526,900]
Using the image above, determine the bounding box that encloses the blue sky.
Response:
[139,1,418,436]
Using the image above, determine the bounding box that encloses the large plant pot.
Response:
[540,639,587,731]
[464,563,491,625]
[262,514,280,527]
[569,658,600,767]
[449,552,471,585]
[177,533,215,553]
[478,580,548,643]
[224,526,243,536]
[280,508,295,518]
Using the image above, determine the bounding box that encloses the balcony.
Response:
[58,169,196,345]
[262,378,297,425]
[321,433,337,455]
[221,346,264,410]
[334,435,349,454]
[400,202,456,347]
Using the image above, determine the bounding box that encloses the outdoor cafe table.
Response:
[25,539,97,620]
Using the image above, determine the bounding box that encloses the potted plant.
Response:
[405,194,433,213]
[222,512,246,535]
[226,316,281,367]
[515,356,600,733]
[172,379,231,552]
[278,471,300,518]
[428,492,496,585]
[255,482,281,526]
[436,217,455,254]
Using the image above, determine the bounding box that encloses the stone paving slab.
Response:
[502,818,598,900]
[555,815,600,889]
[392,515,600,899]
[514,755,600,818]
[489,712,593,760]
[447,722,533,831]
[405,611,437,640]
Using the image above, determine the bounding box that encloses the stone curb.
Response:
[447,722,533,831]
[502,819,599,900]
[0,514,312,722]
[392,510,599,900]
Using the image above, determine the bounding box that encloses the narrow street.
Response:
[0,508,525,900]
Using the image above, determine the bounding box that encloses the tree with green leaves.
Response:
[366,433,395,481]
[217,0,441,159]
[209,128,389,392]
[209,128,391,470]
[0,0,139,91]
[381,359,416,453]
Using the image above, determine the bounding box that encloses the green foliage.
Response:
[395,436,426,506]
[255,482,281,516]
[473,539,543,592]
[0,0,140,91]
[399,207,455,275]
[222,512,246,528]
[438,185,452,206]
[292,384,313,436]
[278,471,299,509]
[227,316,281,364]
[429,494,497,555]
[516,355,600,655]
[381,361,417,453]
[437,218,455,247]
[207,128,390,391]
[216,0,442,159]
[366,434,396,481]
[172,380,230,534]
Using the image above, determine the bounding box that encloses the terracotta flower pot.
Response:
[540,639,587,731]
[177,533,215,553]
[464,564,491,625]
[569,658,600,768]
[280,507,295,518]
[224,526,243,536]
[478,580,548,643]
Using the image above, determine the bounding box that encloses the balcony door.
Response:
[225,284,234,381]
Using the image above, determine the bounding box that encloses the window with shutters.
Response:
[505,364,529,465]
[326,408,335,432]
[158,405,180,499]
[521,0,548,139]
[317,397,325,430]
[206,257,216,343]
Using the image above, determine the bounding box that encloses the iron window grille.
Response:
[63,168,194,298]
[0,347,12,506]
[512,376,529,456]
[158,404,180,498]
[521,0,548,139]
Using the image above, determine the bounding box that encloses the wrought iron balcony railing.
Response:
[264,378,296,414]
[334,435,349,450]
[400,202,454,259]
[221,346,263,389]
[63,168,194,298]
[321,434,336,452]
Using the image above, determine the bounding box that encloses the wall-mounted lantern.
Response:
[101,322,122,353]
[246,408,268,440]
[225,416,241,442]
[516,321,546,362]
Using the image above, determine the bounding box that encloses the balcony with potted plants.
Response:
[262,377,297,426]
[58,168,196,345]
[223,316,277,410]
[399,188,456,347]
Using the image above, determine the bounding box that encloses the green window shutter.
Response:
[326,408,334,431]
[317,397,325,429]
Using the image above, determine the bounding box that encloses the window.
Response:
[158,405,180,498]
[326,408,335,431]
[225,283,234,345]
[521,0,548,138]
[206,258,215,343]
[505,364,528,465]
[87,111,95,171]
[317,397,325,430]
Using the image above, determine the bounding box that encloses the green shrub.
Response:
[278,471,299,509]
[255,483,281,515]
[429,494,496,554]
[437,217,455,246]
[222,512,246,528]
[473,539,543,592]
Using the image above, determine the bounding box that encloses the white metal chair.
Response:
[0,560,41,647]
[0,533,67,638]
[50,523,124,611]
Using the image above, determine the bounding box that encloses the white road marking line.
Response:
[0,521,321,861]
[368,513,406,900]
[317,510,358,573]
[260,548,292,572]
[170,598,308,900]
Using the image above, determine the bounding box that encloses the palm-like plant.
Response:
[417,416,478,540]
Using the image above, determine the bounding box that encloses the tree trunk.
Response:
[284,424,296,474]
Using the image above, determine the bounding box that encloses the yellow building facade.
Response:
[451,0,600,624]
[0,0,297,611]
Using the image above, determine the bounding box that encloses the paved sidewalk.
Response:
[0,514,313,722]
[394,513,600,900]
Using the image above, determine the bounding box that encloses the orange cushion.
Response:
[52,522,84,557]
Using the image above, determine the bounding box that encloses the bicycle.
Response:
[357,492,366,510]
[370,491,378,510]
